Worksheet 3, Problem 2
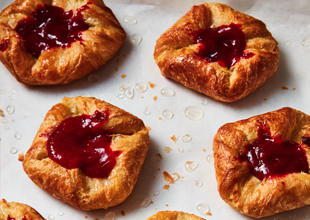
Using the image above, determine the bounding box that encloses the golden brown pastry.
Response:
[23,96,150,210]
[154,2,279,102]
[0,199,46,220]
[213,107,310,218]
[0,0,125,85]
[146,211,206,220]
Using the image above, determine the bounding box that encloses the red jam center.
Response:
[15,4,89,58]
[8,217,28,220]
[0,39,8,52]
[46,110,121,178]
[239,122,309,180]
[302,136,310,146]
[192,23,254,69]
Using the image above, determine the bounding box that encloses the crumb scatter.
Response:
[18,153,24,161]
[148,81,156,88]
[163,171,174,183]
[170,135,177,143]
[281,86,288,90]
[163,184,170,190]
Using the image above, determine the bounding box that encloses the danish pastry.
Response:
[23,96,150,210]
[0,0,126,85]
[154,3,279,102]
[0,199,45,220]
[146,211,206,220]
[213,107,310,218]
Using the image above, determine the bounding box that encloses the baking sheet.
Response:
[1,0,310,219]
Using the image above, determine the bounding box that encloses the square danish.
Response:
[22,96,150,210]
[0,0,126,85]
[146,211,206,220]
[0,199,45,220]
[154,3,279,102]
[213,107,310,217]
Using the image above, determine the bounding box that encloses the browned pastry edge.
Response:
[22,96,150,210]
[146,211,206,220]
[0,0,126,85]
[0,199,46,220]
[154,2,279,102]
[213,107,310,218]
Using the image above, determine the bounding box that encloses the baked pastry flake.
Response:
[213,107,310,218]
[146,211,206,220]
[0,0,126,85]
[154,3,279,102]
[0,199,45,220]
[23,96,150,210]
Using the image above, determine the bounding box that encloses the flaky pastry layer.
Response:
[23,96,150,210]
[213,107,310,218]
[0,0,126,85]
[0,199,45,220]
[146,211,206,220]
[154,2,279,102]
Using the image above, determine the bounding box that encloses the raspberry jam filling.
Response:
[15,4,89,58]
[192,23,254,69]
[239,122,309,180]
[46,110,121,178]
[8,217,28,220]
[0,39,8,52]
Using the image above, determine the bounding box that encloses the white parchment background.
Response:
[1,0,310,219]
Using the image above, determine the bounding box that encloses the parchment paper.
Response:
[1,0,310,219]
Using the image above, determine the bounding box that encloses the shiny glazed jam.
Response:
[239,122,309,180]
[0,39,8,52]
[46,110,121,178]
[8,217,28,220]
[302,136,310,146]
[192,23,254,69]
[15,4,89,57]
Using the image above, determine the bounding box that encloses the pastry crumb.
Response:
[206,211,212,216]
[163,171,174,183]
[153,96,157,101]
[159,117,162,120]
[85,216,88,219]
[121,211,125,216]
[281,86,288,90]
[164,147,171,153]
[165,204,168,207]
[202,148,206,152]
[292,87,296,90]
[0,109,4,117]
[94,218,99,220]
[121,74,127,79]
[264,98,267,101]
[148,81,156,88]
[119,85,125,90]
[18,153,24,161]
[141,96,144,99]
[170,135,177,143]
[146,126,151,131]
[158,168,160,171]
[151,201,154,204]
[163,184,170,190]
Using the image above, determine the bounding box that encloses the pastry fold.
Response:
[154,3,279,102]
[213,107,310,217]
